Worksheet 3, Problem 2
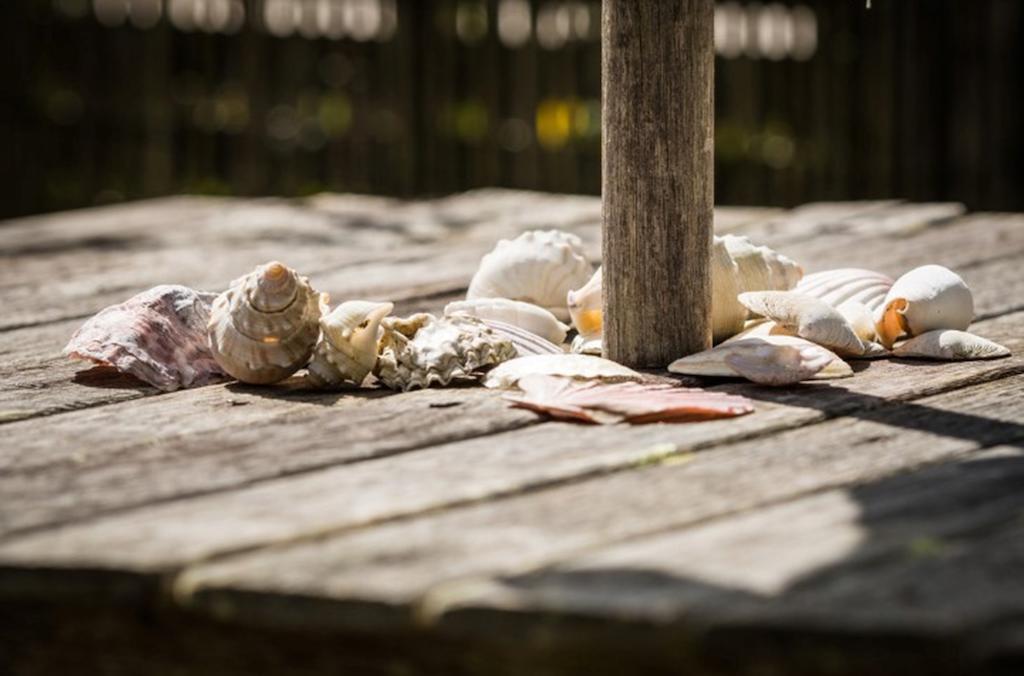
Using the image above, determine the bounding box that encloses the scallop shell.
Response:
[836,300,877,343]
[375,313,516,391]
[483,354,644,390]
[307,301,394,388]
[567,267,603,341]
[669,335,853,383]
[874,265,974,349]
[795,268,894,314]
[467,229,593,321]
[738,291,866,357]
[481,319,564,356]
[893,330,1010,361]
[207,261,326,384]
[570,335,602,355]
[64,285,225,391]
[445,298,569,345]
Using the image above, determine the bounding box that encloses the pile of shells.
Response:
[65,227,1010,395]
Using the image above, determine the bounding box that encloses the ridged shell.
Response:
[669,335,853,383]
[445,298,569,345]
[483,354,643,390]
[739,291,866,357]
[893,329,1010,361]
[874,265,974,349]
[795,268,894,314]
[375,313,516,391]
[64,285,225,391]
[208,261,326,384]
[567,267,603,341]
[467,229,593,321]
[481,319,565,356]
[307,301,393,388]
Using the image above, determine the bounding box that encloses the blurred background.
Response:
[4,0,1022,219]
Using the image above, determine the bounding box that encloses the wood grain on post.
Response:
[602,0,714,367]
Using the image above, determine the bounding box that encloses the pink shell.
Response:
[64,285,226,391]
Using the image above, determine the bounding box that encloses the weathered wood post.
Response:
[602,1,714,368]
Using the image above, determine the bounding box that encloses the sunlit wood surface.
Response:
[1,190,1021,675]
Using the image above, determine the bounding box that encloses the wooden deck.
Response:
[1,190,1022,675]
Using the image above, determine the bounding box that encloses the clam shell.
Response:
[483,354,644,390]
[874,265,974,349]
[376,313,516,391]
[795,268,894,314]
[445,298,569,345]
[669,335,853,383]
[893,330,1010,361]
[480,319,565,356]
[738,291,866,357]
[64,285,225,391]
[307,300,393,388]
[567,267,603,341]
[467,229,593,321]
[208,261,326,384]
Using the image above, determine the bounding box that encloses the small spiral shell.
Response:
[308,300,393,388]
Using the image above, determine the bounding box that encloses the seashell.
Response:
[467,229,593,321]
[208,261,326,384]
[375,313,516,391]
[445,298,569,345]
[669,335,853,383]
[570,334,602,355]
[563,236,802,347]
[307,301,393,388]
[567,267,603,341]
[65,285,225,392]
[874,265,974,349]
[481,318,564,356]
[893,330,1010,361]
[483,353,644,390]
[795,268,894,314]
[836,300,877,343]
[739,291,866,357]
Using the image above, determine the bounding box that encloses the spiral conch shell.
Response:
[467,229,593,321]
[208,261,326,384]
[444,298,569,345]
[307,301,393,388]
[375,313,516,391]
[874,265,974,349]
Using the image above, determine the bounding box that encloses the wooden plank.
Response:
[1,311,1020,601]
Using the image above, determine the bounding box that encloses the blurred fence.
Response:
[3,0,1022,218]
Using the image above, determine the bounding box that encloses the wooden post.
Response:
[602,0,714,368]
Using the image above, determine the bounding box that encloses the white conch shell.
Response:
[874,265,974,349]
[739,291,866,357]
[375,313,516,391]
[307,301,393,388]
[445,298,569,345]
[480,319,564,356]
[795,268,894,314]
[893,330,1010,361]
[567,267,603,341]
[483,354,643,390]
[668,335,853,383]
[208,261,326,384]
[562,236,802,347]
[467,229,593,321]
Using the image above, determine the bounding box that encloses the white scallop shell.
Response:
[668,335,853,383]
[375,313,516,391]
[307,300,393,388]
[480,319,565,356]
[445,298,569,345]
[483,354,643,390]
[567,267,603,341]
[795,268,894,314]
[467,229,593,321]
[893,330,1010,361]
[874,265,974,349]
[836,300,877,343]
[738,291,866,357]
[208,261,326,384]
